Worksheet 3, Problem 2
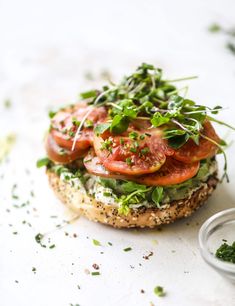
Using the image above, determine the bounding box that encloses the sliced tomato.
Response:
[84,149,111,177]
[173,121,220,163]
[45,134,87,164]
[50,103,107,150]
[135,158,200,186]
[93,129,174,176]
[84,150,131,180]
[51,128,93,151]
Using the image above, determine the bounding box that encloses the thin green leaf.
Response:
[152,187,164,208]
[207,116,235,131]
[151,112,170,127]
[110,115,129,134]
[227,42,235,55]
[80,90,97,99]
[167,134,190,149]
[122,181,147,193]
[36,157,50,168]
[94,123,111,136]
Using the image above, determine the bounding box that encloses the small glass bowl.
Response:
[199,208,235,283]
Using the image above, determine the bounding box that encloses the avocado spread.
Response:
[96,158,217,206]
[48,158,217,212]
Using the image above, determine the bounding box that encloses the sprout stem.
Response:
[165,76,198,82]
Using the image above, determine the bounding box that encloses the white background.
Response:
[0,1,235,305]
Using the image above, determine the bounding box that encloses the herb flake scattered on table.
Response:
[154,286,165,297]
[91,271,100,276]
[123,247,132,252]
[208,22,235,56]
[92,239,101,246]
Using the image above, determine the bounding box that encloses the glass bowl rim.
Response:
[198,208,235,274]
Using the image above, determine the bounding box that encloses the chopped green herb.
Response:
[92,239,101,246]
[72,117,81,126]
[11,184,19,200]
[101,138,112,152]
[49,244,56,249]
[108,242,113,246]
[13,201,30,209]
[129,131,138,140]
[0,133,16,162]
[32,267,36,273]
[208,23,221,33]
[4,99,11,109]
[215,241,235,263]
[35,233,46,248]
[123,247,132,252]
[48,110,56,118]
[103,191,111,197]
[130,147,137,153]
[35,233,43,243]
[84,119,94,128]
[91,271,100,276]
[227,42,235,55]
[154,286,165,297]
[68,131,75,137]
[140,147,150,155]
[126,157,132,166]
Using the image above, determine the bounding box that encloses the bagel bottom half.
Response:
[47,169,219,228]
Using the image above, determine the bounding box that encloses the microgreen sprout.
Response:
[70,63,234,180]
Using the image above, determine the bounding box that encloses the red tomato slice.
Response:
[84,150,132,180]
[51,128,93,151]
[45,133,87,164]
[51,103,107,150]
[93,129,174,176]
[135,158,200,186]
[173,121,220,163]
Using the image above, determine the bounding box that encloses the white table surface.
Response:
[0,1,235,305]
